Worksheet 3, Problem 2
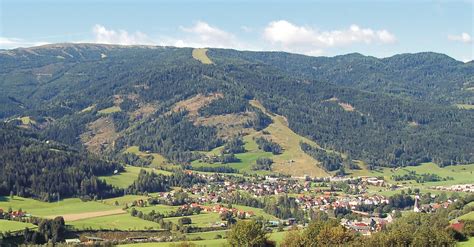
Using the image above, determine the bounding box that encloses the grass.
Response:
[0,196,118,217]
[458,211,474,221]
[100,165,171,189]
[458,237,474,247]
[456,104,474,110]
[250,100,329,177]
[69,213,161,231]
[167,212,222,227]
[18,116,35,125]
[118,230,288,246]
[192,48,213,64]
[135,204,181,214]
[192,99,330,177]
[186,230,228,240]
[124,146,169,168]
[362,162,474,196]
[101,195,150,206]
[231,205,278,220]
[80,104,95,113]
[0,220,36,233]
[119,239,227,247]
[192,134,275,173]
[98,106,122,114]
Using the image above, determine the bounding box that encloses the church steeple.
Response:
[414,195,420,213]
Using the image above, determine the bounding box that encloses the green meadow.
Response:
[98,106,122,114]
[167,212,222,228]
[100,165,171,189]
[360,162,474,196]
[69,213,161,231]
[135,204,180,214]
[124,146,170,168]
[0,196,117,217]
[118,230,288,246]
[191,134,275,172]
[0,220,36,233]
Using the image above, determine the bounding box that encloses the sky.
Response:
[0,0,473,61]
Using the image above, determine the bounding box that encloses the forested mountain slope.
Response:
[0,123,123,201]
[210,49,474,104]
[0,44,473,172]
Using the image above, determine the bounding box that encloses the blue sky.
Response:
[1,0,473,61]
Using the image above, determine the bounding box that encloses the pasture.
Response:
[135,204,180,214]
[250,100,329,177]
[0,220,36,233]
[0,196,118,218]
[362,162,474,196]
[456,104,474,110]
[124,146,169,168]
[167,212,222,227]
[69,213,161,231]
[98,106,122,114]
[100,165,171,189]
[192,48,213,64]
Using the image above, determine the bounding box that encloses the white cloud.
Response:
[262,20,396,54]
[168,21,242,49]
[92,24,153,45]
[448,32,472,43]
[0,37,49,49]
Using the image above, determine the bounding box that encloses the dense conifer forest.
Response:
[0,44,473,175]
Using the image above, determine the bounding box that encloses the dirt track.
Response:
[47,208,126,221]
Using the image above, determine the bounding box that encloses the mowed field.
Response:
[0,220,36,233]
[0,196,118,218]
[69,213,161,231]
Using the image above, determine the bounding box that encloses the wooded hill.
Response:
[0,44,473,171]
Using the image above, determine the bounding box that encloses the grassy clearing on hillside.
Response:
[192,48,213,64]
[18,116,35,125]
[124,146,169,168]
[456,104,474,110]
[100,165,171,189]
[69,213,161,231]
[250,100,329,177]
[80,105,95,113]
[0,196,117,217]
[98,106,121,114]
[0,220,36,233]
[192,134,275,173]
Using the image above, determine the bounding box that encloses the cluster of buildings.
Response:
[294,194,390,212]
[430,184,474,193]
[0,208,31,220]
